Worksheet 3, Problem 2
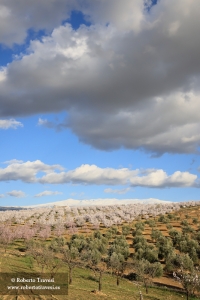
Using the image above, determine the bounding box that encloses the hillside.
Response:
[0,201,200,299]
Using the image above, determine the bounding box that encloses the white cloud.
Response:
[0,0,144,47]
[7,190,26,198]
[0,0,76,46]
[130,170,197,188]
[0,160,63,183]
[0,67,7,82]
[0,119,23,129]
[3,159,24,164]
[0,160,199,188]
[38,118,48,126]
[38,118,55,128]
[40,164,198,188]
[104,187,130,194]
[38,118,67,131]
[80,0,144,32]
[39,164,139,185]
[70,192,85,197]
[34,190,63,198]
[0,1,200,154]
[0,194,5,198]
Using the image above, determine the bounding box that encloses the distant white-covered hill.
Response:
[24,198,172,208]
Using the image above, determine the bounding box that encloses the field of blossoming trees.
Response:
[1,201,200,299]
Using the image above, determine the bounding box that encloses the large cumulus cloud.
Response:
[0,0,76,46]
[0,0,145,46]
[1,0,200,154]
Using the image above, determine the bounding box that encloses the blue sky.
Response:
[0,0,200,206]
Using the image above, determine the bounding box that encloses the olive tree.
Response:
[61,235,86,284]
[81,232,108,292]
[108,235,130,285]
[133,259,163,294]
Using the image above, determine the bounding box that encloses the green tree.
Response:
[109,236,130,260]
[156,236,174,261]
[108,236,130,285]
[62,245,79,284]
[49,237,65,252]
[192,218,198,224]
[146,219,156,228]
[109,252,125,285]
[151,229,163,242]
[61,235,86,284]
[135,222,145,231]
[133,259,163,294]
[27,240,54,273]
[165,253,194,273]
[82,233,109,291]
[168,229,182,248]
[45,251,63,278]
[122,225,131,236]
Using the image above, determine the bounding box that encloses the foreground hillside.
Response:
[0,201,200,299]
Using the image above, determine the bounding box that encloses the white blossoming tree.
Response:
[173,266,200,300]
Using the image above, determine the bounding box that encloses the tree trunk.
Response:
[98,271,102,291]
[186,290,189,300]
[139,291,143,300]
[116,274,120,286]
[69,267,72,285]
[144,280,148,294]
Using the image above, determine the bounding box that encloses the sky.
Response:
[0,0,200,207]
